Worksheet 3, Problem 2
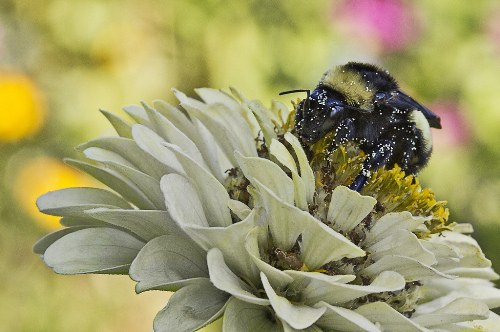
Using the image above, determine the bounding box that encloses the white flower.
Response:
[35,88,500,331]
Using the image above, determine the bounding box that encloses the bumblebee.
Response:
[284,62,442,191]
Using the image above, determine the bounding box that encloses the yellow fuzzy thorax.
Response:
[320,67,374,110]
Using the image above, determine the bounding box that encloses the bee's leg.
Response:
[334,118,356,146]
[349,139,395,191]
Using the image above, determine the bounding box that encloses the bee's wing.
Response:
[385,90,441,129]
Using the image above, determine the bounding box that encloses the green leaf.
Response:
[207,248,269,306]
[100,110,133,138]
[65,158,157,210]
[153,279,229,332]
[37,187,131,217]
[43,228,144,274]
[261,272,326,330]
[85,208,182,242]
[223,297,284,332]
[327,186,376,232]
[130,235,208,293]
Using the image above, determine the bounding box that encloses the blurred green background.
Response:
[1,0,499,330]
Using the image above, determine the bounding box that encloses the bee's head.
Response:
[294,87,346,143]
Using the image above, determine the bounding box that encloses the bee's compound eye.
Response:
[375,92,386,100]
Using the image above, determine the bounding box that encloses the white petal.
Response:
[300,213,366,269]
[132,124,185,174]
[315,301,382,332]
[364,212,430,246]
[285,270,405,305]
[164,143,232,227]
[228,199,251,221]
[417,278,500,313]
[245,226,294,291]
[100,110,132,138]
[44,228,144,274]
[246,100,278,145]
[454,311,500,331]
[269,139,298,174]
[37,187,131,217]
[207,248,269,306]
[253,179,364,266]
[269,139,307,209]
[161,173,208,227]
[412,298,489,327]
[363,255,454,281]
[143,105,211,174]
[78,136,169,180]
[65,159,157,210]
[33,226,89,255]
[327,186,376,232]
[261,272,326,330]
[153,279,228,332]
[184,210,260,283]
[195,88,240,109]
[130,235,208,292]
[236,151,295,205]
[284,133,315,204]
[82,147,136,168]
[85,208,183,241]
[292,172,308,210]
[123,104,150,125]
[104,162,165,210]
[355,302,428,332]
[368,229,436,266]
[223,297,283,332]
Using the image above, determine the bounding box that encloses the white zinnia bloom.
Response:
[35,88,500,331]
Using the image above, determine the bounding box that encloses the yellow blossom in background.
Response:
[0,72,46,142]
[13,155,95,230]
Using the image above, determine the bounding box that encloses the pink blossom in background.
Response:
[486,6,500,55]
[429,101,471,150]
[332,0,421,53]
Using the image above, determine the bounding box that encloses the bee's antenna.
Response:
[279,89,310,96]
[279,89,311,114]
